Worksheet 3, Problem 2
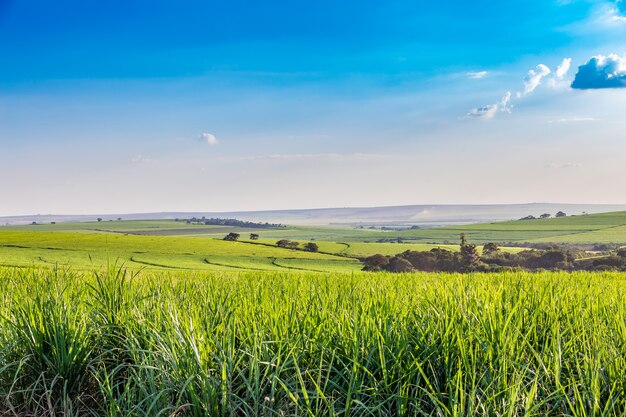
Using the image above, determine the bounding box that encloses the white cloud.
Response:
[555,58,572,79]
[547,117,599,123]
[466,91,512,119]
[467,71,489,79]
[467,58,573,121]
[571,53,626,89]
[499,91,512,113]
[520,64,551,96]
[199,132,219,146]
[130,155,156,163]
[544,162,581,169]
[611,0,626,21]
[467,104,498,119]
[235,153,386,162]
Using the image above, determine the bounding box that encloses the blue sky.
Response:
[1,0,626,215]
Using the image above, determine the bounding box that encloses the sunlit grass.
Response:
[2,266,626,415]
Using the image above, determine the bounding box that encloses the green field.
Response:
[2,214,626,415]
[3,211,626,272]
[382,211,626,244]
[8,211,626,245]
[2,267,626,416]
[0,230,526,272]
[0,231,364,272]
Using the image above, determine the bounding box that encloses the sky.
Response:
[1,0,626,215]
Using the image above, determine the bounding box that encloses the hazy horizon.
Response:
[2,1,626,216]
[3,202,626,218]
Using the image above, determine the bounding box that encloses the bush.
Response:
[385,257,415,272]
[223,232,240,241]
[303,242,319,252]
[276,239,299,249]
[362,254,390,271]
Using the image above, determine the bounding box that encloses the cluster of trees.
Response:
[224,233,262,241]
[357,225,420,231]
[96,217,122,222]
[363,234,626,273]
[276,240,319,252]
[575,248,626,271]
[181,217,284,228]
[222,233,319,252]
[376,238,405,243]
[520,211,566,221]
[363,234,482,273]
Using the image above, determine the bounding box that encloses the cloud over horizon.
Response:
[571,54,626,89]
[199,132,219,145]
[544,162,582,169]
[233,152,387,162]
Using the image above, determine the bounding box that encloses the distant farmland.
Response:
[2,211,626,271]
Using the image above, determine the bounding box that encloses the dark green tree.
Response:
[276,239,299,249]
[482,242,500,256]
[304,242,319,252]
[362,254,390,271]
[224,232,240,241]
[460,233,480,271]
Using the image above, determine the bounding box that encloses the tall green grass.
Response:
[1,266,626,416]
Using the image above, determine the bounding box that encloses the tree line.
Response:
[363,234,626,273]
[223,232,319,252]
[180,217,285,228]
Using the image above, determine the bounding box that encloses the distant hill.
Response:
[3,203,626,226]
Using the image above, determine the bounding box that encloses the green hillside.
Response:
[396,211,626,244]
[9,211,626,244]
[3,211,626,272]
[0,231,362,272]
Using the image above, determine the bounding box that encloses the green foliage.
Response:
[2,267,626,415]
[276,239,299,249]
[482,242,500,255]
[303,242,319,252]
[223,232,240,241]
[459,233,480,271]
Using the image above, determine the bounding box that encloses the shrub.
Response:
[303,242,319,252]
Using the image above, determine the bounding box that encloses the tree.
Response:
[482,242,500,256]
[250,233,259,240]
[385,257,415,272]
[117,217,122,221]
[276,239,299,249]
[224,232,240,241]
[97,218,103,222]
[304,242,319,252]
[555,211,566,218]
[540,213,551,219]
[460,233,480,271]
[520,215,536,221]
[362,254,390,271]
